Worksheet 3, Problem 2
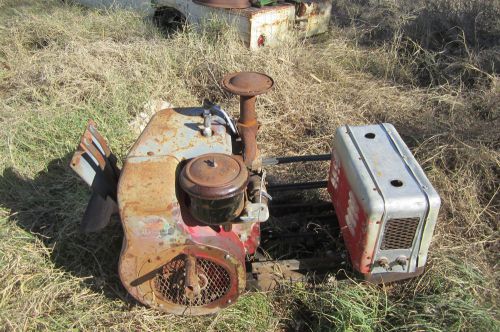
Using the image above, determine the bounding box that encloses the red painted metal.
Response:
[257,34,265,47]
[193,0,251,9]
[116,108,258,315]
[327,152,372,274]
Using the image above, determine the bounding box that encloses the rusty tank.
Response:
[193,0,251,8]
[70,72,441,315]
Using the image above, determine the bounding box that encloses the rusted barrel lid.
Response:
[222,72,274,97]
[180,153,249,199]
[193,0,251,9]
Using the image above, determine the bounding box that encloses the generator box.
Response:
[328,123,441,282]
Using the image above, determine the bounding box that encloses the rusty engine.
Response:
[70,72,441,315]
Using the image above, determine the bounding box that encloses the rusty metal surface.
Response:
[121,244,245,315]
[193,0,251,9]
[222,72,274,97]
[180,153,249,225]
[69,70,440,317]
[380,217,420,250]
[248,257,346,291]
[71,107,438,316]
[247,196,346,291]
[252,257,344,274]
[237,121,260,168]
[81,193,117,233]
[221,72,274,169]
[126,108,231,159]
[180,153,248,199]
[117,107,258,315]
[156,254,230,305]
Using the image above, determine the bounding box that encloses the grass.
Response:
[0,0,498,330]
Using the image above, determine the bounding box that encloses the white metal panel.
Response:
[336,123,440,274]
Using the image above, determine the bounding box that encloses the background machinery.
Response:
[73,0,332,49]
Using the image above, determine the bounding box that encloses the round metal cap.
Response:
[180,153,249,199]
[193,0,251,9]
[221,72,274,97]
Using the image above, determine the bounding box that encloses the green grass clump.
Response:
[285,281,392,331]
[385,257,499,331]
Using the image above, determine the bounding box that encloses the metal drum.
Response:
[180,153,249,225]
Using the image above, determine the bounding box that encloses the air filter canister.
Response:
[180,153,249,225]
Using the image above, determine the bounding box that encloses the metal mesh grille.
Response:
[380,218,420,250]
[153,254,231,306]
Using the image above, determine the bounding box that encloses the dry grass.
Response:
[0,0,498,330]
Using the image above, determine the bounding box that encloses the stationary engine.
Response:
[70,72,440,315]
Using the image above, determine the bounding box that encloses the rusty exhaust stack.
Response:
[222,72,274,169]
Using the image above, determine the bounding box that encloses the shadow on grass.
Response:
[0,153,133,305]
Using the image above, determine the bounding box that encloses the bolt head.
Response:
[396,256,408,266]
[378,257,390,269]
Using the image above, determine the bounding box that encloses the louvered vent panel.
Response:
[330,156,340,189]
[380,218,420,250]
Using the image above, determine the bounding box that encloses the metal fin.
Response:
[70,120,120,232]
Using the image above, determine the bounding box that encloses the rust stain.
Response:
[221,72,273,169]
[116,105,252,315]
[235,4,292,18]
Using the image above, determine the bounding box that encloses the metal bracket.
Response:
[70,120,120,232]
[239,202,270,222]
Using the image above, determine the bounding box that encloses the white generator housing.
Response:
[73,0,332,49]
